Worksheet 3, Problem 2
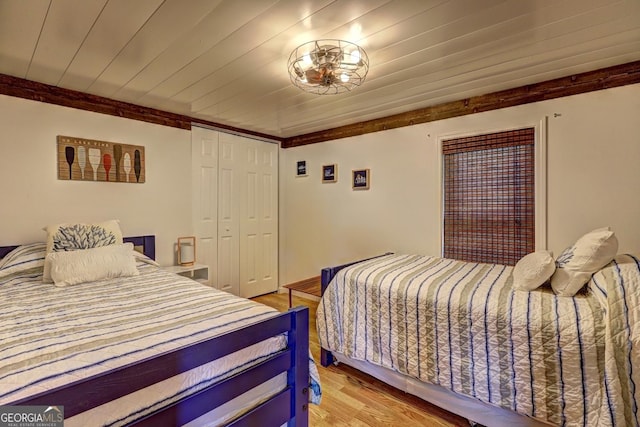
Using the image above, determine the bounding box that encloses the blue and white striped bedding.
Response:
[0,253,321,425]
[317,253,640,426]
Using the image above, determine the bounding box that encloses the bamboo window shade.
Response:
[442,127,535,266]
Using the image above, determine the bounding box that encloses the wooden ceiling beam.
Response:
[2,61,639,147]
[0,74,282,142]
[281,60,640,148]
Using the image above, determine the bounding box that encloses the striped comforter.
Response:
[317,253,640,426]
[0,259,320,425]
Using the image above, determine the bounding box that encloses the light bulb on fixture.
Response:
[287,39,369,95]
[350,50,360,63]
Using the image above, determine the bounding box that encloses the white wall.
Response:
[0,95,192,266]
[3,84,638,282]
[279,84,640,284]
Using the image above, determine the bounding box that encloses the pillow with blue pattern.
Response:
[43,220,123,282]
[551,227,618,297]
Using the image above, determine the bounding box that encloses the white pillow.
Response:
[551,227,618,297]
[43,220,123,282]
[48,243,138,287]
[512,250,555,291]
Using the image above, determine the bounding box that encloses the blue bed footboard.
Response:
[14,306,310,426]
[319,253,392,367]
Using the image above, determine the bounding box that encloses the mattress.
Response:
[317,253,640,426]
[0,259,311,426]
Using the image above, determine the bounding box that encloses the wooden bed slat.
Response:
[230,389,291,426]
[133,352,292,426]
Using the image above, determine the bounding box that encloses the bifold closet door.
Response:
[191,126,218,288]
[192,127,278,297]
[218,133,240,295]
[239,139,278,298]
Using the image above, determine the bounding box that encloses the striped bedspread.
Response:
[0,260,320,425]
[317,253,640,426]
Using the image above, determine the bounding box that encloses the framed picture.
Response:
[352,169,370,190]
[296,160,307,177]
[57,135,145,183]
[322,164,337,183]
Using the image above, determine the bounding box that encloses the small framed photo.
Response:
[322,164,337,183]
[296,160,307,177]
[352,169,370,190]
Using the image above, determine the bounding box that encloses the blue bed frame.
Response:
[0,236,310,426]
[319,253,392,367]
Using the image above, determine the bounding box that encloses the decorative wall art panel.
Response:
[296,160,307,177]
[57,136,145,183]
[352,169,370,190]
[322,164,337,183]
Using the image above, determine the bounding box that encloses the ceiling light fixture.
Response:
[287,39,369,95]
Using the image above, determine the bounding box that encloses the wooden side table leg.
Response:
[288,289,292,308]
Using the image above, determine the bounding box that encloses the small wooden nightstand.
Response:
[163,264,209,285]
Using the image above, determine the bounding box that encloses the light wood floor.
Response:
[252,292,470,427]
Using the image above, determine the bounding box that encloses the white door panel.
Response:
[245,233,257,283]
[218,133,240,295]
[240,139,278,298]
[191,126,217,287]
[218,235,237,294]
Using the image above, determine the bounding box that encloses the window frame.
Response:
[436,118,548,259]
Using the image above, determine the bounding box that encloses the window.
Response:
[442,127,535,265]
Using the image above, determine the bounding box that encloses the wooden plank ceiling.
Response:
[0,0,639,139]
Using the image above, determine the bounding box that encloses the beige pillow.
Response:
[48,243,138,287]
[551,227,618,297]
[512,251,555,291]
[43,220,123,282]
